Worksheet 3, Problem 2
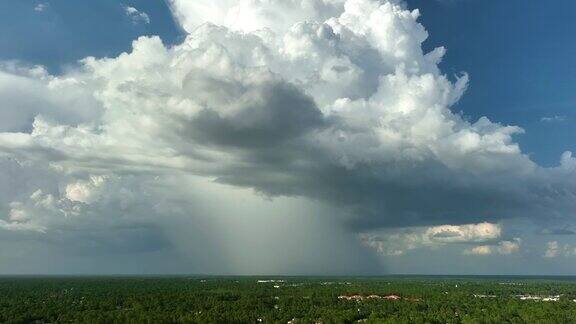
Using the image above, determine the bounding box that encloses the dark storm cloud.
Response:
[209,147,575,230]
[185,81,326,148]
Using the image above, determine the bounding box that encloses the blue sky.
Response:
[0,0,182,72]
[0,0,574,275]
[409,0,576,166]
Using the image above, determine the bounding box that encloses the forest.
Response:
[1,276,576,323]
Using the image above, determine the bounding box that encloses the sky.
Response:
[0,0,574,275]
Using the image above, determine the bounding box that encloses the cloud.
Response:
[463,238,521,256]
[543,241,576,259]
[544,241,559,258]
[0,169,379,274]
[541,115,567,123]
[123,5,150,25]
[64,176,108,204]
[1,13,572,232]
[362,223,523,257]
[497,238,521,255]
[0,63,103,132]
[34,3,49,12]
[166,0,344,35]
[425,223,501,243]
[0,0,575,273]
[464,245,492,255]
[361,222,502,256]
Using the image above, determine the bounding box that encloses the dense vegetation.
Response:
[1,276,576,323]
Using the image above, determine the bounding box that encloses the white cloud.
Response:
[464,245,492,255]
[361,222,502,256]
[65,176,107,204]
[541,115,566,123]
[124,5,150,25]
[425,223,501,243]
[542,241,576,259]
[166,0,343,35]
[544,241,559,258]
[34,3,49,12]
[0,63,102,132]
[463,238,521,256]
[362,224,524,257]
[497,238,521,255]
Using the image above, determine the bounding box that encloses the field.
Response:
[1,276,576,323]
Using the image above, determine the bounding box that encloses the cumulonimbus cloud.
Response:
[0,0,574,272]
